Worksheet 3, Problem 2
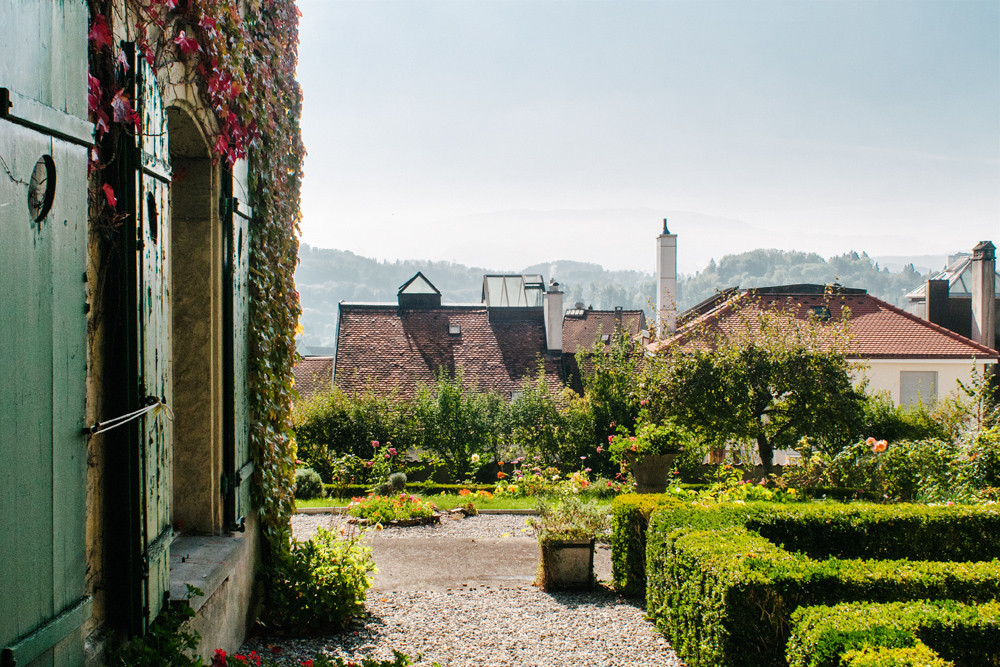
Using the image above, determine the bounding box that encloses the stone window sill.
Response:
[168,533,249,612]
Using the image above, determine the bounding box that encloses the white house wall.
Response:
[851,358,993,405]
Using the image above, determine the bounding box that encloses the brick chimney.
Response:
[971,241,996,350]
[656,219,677,337]
[924,279,949,327]
[544,279,563,355]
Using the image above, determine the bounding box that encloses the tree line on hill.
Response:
[296,245,928,346]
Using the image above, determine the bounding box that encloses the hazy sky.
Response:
[296,0,999,274]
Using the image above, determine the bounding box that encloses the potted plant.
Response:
[527,496,609,590]
[609,419,694,493]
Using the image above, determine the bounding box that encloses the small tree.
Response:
[648,292,864,475]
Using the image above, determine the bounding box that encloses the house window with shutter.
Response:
[900,371,938,407]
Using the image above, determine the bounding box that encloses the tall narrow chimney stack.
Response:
[544,279,563,355]
[971,241,996,350]
[657,219,678,337]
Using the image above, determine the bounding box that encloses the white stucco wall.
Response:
[851,358,994,405]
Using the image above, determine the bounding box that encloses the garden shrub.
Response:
[644,502,1000,667]
[840,644,954,667]
[268,527,375,634]
[294,468,325,500]
[860,391,952,444]
[786,600,1000,667]
[610,493,682,595]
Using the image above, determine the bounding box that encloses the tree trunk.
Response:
[757,433,774,477]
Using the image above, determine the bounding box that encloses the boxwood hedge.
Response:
[786,600,1000,667]
[610,493,682,595]
[643,502,1000,667]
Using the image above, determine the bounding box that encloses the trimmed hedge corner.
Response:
[643,502,1000,667]
[786,600,1000,667]
[610,493,681,596]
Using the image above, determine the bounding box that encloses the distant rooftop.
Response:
[905,255,1000,301]
[482,275,545,308]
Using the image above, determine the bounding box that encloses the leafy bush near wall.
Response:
[644,502,1000,667]
[786,600,1000,667]
[840,644,954,667]
[267,527,375,635]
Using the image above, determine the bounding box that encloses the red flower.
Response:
[301,661,313,667]
[211,649,227,667]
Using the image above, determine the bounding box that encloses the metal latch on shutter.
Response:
[1,597,92,667]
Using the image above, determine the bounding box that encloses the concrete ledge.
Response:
[168,533,249,612]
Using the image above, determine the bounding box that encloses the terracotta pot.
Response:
[629,451,680,494]
[538,538,595,590]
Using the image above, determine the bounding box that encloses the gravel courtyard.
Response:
[240,513,685,667]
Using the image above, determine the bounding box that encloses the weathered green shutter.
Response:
[133,54,173,627]
[0,2,91,665]
[223,165,253,530]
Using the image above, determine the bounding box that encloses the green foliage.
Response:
[527,496,610,543]
[787,600,1000,667]
[308,652,422,667]
[294,468,326,500]
[104,586,203,667]
[608,418,697,465]
[860,392,951,443]
[644,502,1000,667]
[610,493,681,596]
[580,330,644,457]
[388,472,407,491]
[267,527,375,635]
[646,292,864,473]
[841,644,954,667]
[413,369,508,481]
[347,493,438,524]
[293,388,419,481]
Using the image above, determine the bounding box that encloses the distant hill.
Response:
[296,245,930,346]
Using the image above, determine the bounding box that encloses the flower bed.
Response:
[346,493,438,526]
[642,501,1000,667]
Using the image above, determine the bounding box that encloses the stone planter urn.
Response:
[538,538,595,591]
[629,450,681,494]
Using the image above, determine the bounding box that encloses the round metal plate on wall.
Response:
[27,154,56,223]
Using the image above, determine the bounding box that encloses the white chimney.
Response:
[971,240,996,350]
[657,219,677,337]
[544,279,563,355]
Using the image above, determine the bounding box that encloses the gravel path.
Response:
[241,513,685,666]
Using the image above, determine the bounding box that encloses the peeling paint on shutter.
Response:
[0,2,91,664]
[223,164,253,530]
[134,53,172,628]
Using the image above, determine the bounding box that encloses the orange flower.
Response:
[458,489,471,496]
[872,439,888,453]
[497,471,507,480]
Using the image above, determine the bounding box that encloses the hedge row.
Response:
[610,494,682,596]
[787,600,1000,667]
[643,502,1000,667]
[322,483,497,498]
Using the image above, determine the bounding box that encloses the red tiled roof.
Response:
[294,357,334,401]
[334,305,563,398]
[562,310,647,354]
[661,288,998,360]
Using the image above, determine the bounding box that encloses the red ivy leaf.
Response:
[95,109,110,137]
[174,30,201,54]
[116,49,131,74]
[87,75,102,114]
[110,89,139,129]
[88,15,113,50]
[101,183,117,208]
